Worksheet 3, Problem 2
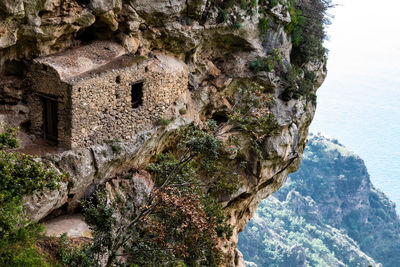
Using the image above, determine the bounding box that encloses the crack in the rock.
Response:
[258,154,298,191]
[89,147,99,176]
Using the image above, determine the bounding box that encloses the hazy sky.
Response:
[310,0,400,209]
[324,0,400,79]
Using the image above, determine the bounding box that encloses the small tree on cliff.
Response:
[0,125,62,266]
[61,83,278,266]
[288,0,334,64]
[62,124,235,266]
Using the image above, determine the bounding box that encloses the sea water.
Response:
[310,0,400,212]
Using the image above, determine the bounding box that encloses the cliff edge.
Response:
[0,0,329,265]
[240,134,400,266]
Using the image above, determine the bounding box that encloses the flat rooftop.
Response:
[34,41,126,83]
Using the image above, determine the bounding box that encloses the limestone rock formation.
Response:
[0,0,328,265]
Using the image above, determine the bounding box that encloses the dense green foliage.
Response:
[61,125,237,266]
[0,126,61,266]
[214,0,258,24]
[0,152,60,202]
[258,17,269,38]
[0,198,48,267]
[250,49,283,73]
[286,0,332,64]
[239,199,376,266]
[0,124,19,149]
[239,135,400,266]
[249,49,318,105]
[227,82,278,160]
[280,65,318,104]
[230,87,276,136]
[158,117,171,126]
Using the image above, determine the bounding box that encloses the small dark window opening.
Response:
[131,82,144,108]
[76,0,90,6]
[115,76,121,84]
[2,60,26,77]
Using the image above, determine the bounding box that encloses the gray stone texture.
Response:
[0,0,327,265]
[27,41,188,149]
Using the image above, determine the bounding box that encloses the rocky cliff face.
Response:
[0,0,327,265]
[239,134,400,266]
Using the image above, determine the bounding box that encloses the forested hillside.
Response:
[239,134,400,266]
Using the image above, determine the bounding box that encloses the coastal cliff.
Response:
[0,0,329,265]
[239,134,400,266]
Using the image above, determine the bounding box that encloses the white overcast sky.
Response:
[325,0,400,82]
[311,0,400,208]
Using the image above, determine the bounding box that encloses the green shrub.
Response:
[233,21,243,30]
[240,0,248,9]
[225,0,235,8]
[270,0,279,7]
[104,139,123,153]
[158,117,171,126]
[179,108,187,115]
[279,65,318,104]
[111,144,121,153]
[0,154,61,265]
[59,234,96,267]
[0,124,19,149]
[0,151,60,202]
[259,17,269,38]
[250,50,282,73]
[250,58,266,73]
[286,0,332,64]
[0,126,62,266]
[217,8,229,23]
[228,83,278,158]
[0,213,48,267]
[145,148,234,265]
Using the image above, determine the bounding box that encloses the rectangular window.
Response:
[131,81,144,108]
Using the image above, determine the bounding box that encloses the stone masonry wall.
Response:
[28,64,72,148]
[69,54,188,148]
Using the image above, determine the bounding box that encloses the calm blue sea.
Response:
[310,0,400,212]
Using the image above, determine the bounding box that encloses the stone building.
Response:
[28,41,188,149]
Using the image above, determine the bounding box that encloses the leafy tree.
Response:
[60,82,278,266]
[287,0,333,64]
[62,125,235,266]
[0,126,62,266]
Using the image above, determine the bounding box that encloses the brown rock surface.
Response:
[0,0,327,265]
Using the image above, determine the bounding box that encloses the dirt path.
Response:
[45,214,92,238]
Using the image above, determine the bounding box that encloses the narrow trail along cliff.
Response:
[0,0,329,265]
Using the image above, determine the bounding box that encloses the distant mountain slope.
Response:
[238,134,400,266]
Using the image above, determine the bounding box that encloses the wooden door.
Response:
[42,98,58,144]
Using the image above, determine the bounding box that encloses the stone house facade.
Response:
[28,41,188,149]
